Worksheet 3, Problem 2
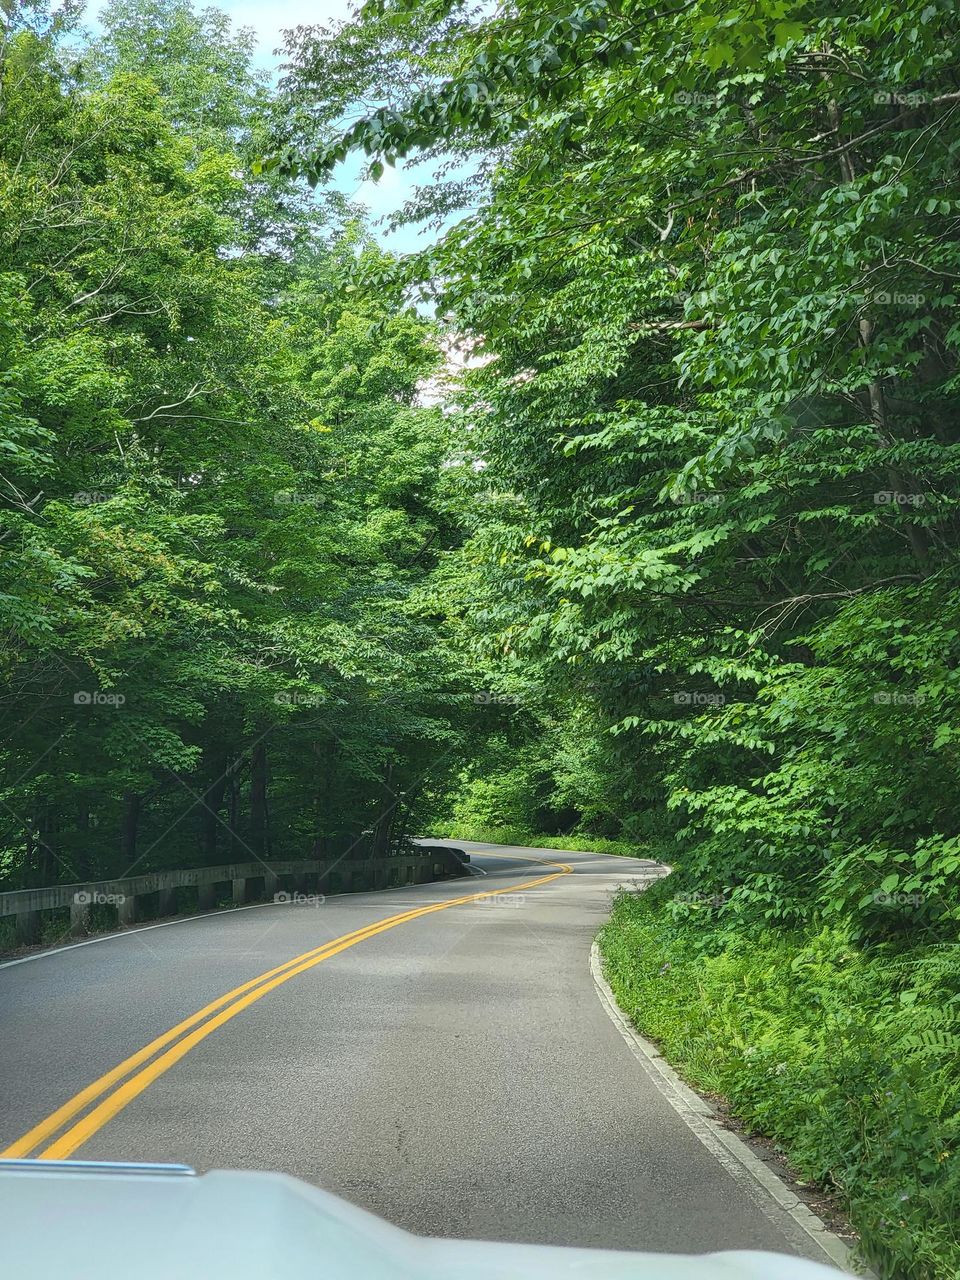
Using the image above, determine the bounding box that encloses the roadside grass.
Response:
[440,823,643,858]
[598,884,960,1280]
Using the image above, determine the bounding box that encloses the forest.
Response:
[2,0,960,1275]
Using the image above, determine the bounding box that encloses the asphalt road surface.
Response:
[0,842,843,1262]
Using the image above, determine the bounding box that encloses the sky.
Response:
[100,0,468,254]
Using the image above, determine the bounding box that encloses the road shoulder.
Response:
[590,941,875,1278]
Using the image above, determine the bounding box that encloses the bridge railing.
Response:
[0,846,469,947]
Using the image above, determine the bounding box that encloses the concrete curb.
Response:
[590,936,877,1278]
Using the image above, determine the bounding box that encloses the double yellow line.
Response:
[3,853,570,1160]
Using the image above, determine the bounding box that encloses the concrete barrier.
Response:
[0,847,470,947]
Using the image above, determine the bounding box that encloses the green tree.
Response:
[279,2,960,1271]
[0,0,470,888]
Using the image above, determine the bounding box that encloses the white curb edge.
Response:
[590,936,877,1278]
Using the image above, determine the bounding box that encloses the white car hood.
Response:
[0,1159,848,1280]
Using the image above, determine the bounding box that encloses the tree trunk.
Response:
[23,823,35,891]
[310,737,338,857]
[249,739,268,858]
[74,803,91,880]
[30,801,58,886]
[200,756,229,865]
[120,792,140,870]
[826,89,930,568]
[228,773,240,859]
[371,762,395,860]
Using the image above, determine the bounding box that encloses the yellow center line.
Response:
[2,851,571,1161]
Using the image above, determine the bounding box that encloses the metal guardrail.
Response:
[0,847,469,947]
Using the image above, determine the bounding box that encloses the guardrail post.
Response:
[232,877,248,906]
[118,895,137,927]
[157,887,177,917]
[15,910,41,946]
[69,897,91,937]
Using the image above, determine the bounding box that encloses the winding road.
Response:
[0,842,848,1266]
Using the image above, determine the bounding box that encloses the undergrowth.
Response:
[599,884,960,1280]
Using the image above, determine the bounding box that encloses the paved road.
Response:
[0,842,838,1261]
